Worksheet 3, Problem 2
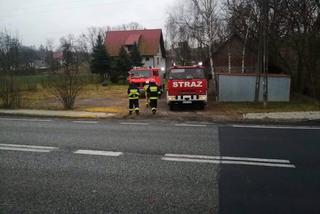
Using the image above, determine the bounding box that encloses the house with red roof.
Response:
[105,29,166,69]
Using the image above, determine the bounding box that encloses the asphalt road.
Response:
[0,117,320,213]
[219,126,320,214]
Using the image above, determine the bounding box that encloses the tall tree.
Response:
[0,30,22,108]
[46,39,84,110]
[177,41,192,65]
[110,47,131,83]
[112,22,144,31]
[20,46,38,71]
[226,0,320,98]
[89,35,110,82]
[166,0,226,97]
[130,43,143,67]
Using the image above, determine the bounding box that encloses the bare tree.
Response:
[166,1,195,64]
[166,0,226,97]
[241,13,254,73]
[283,0,320,96]
[46,38,84,110]
[112,22,144,31]
[80,26,108,54]
[44,39,60,72]
[226,0,320,98]
[0,30,22,108]
[76,34,89,57]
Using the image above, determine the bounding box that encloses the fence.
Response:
[217,73,291,102]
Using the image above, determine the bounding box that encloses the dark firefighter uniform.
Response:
[147,82,159,114]
[128,83,140,115]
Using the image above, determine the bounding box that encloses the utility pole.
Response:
[255,3,263,102]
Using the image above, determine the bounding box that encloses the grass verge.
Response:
[214,102,320,114]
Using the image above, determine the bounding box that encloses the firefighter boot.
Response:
[152,107,157,115]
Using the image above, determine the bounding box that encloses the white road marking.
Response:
[165,154,290,163]
[72,121,98,124]
[0,144,58,153]
[165,153,219,160]
[0,143,58,150]
[162,157,220,164]
[174,123,207,127]
[162,157,296,168]
[0,147,52,153]
[0,118,52,122]
[219,160,296,168]
[120,122,149,126]
[74,149,123,157]
[221,156,290,163]
[231,124,320,130]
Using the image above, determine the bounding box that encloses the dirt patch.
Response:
[16,84,319,122]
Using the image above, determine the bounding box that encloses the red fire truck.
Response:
[166,64,209,110]
[128,67,164,95]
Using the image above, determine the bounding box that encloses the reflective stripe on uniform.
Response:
[150,97,158,100]
[128,89,139,98]
[150,86,158,92]
[128,94,139,97]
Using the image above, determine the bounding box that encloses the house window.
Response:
[127,45,133,52]
[157,57,160,66]
[146,56,150,61]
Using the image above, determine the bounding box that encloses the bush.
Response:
[0,76,22,108]
[45,70,84,110]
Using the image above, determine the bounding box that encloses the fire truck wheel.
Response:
[169,104,175,111]
[197,103,205,110]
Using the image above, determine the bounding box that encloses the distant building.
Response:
[105,29,166,69]
[213,34,257,73]
[32,60,49,70]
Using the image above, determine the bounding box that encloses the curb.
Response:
[0,110,116,119]
[0,110,320,126]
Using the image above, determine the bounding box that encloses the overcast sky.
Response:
[0,0,174,48]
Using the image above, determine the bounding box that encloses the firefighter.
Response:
[147,81,159,114]
[143,80,150,107]
[127,83,140,115]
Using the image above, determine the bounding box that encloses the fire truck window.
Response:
[153,70,159,76]
[169,69,205,79]
[131,70,152,78]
